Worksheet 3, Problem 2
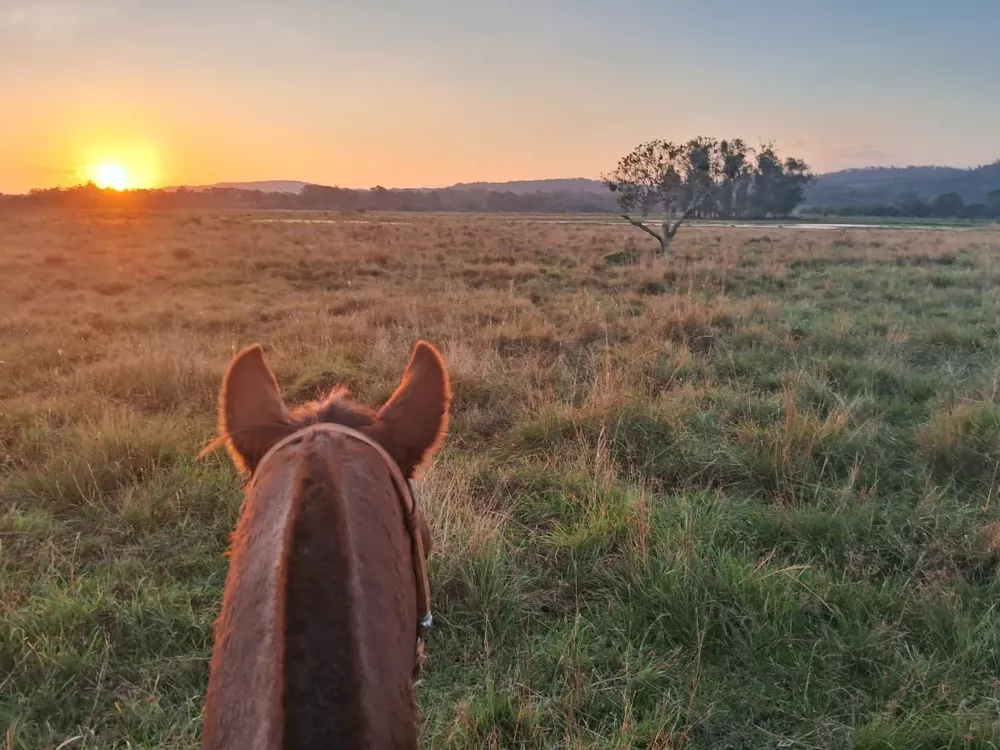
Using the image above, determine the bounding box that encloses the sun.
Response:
[88,163,132,191]
[75,144,161,190]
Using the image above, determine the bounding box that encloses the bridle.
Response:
[247,422,434,676]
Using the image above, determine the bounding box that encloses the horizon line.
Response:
[4,158,1000,197]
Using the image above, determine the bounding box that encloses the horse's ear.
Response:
[217,344,294,474]
[376,341,451,478]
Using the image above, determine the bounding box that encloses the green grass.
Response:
[3,213,1000,747]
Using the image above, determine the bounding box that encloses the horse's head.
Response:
[208,340,451,555]
[202,341,450,749]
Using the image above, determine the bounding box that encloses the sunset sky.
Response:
[1,0,998,194]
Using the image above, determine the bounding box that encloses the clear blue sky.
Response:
[1,0,998,192]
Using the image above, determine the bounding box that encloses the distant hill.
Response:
[164,180,308,194]
[443,168,1000,208]
[158,165,1000,209]
[445,178,608,195]
[805,162,1000,207]
[9,166,999,218]
[51,164,1000,212]
[409,168,1000,207]
[161,178,609,196]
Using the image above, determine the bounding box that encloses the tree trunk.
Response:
[621,214,668,256]
[658,223,676,257]
[660,233,674,256]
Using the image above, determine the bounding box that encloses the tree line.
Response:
[803,189,1000,220]
[0,181,620,214]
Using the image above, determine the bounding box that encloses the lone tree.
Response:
[603,137,813,255]
[603,137,749,256]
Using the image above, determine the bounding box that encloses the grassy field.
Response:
[3,211,1000,749]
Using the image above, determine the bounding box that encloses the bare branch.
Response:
[620,214,665,244]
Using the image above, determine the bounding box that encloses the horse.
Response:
[200,340,451,749]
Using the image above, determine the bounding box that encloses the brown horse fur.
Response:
[201,340,450,749]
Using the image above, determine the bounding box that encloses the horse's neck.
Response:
[282,443,419,748]
[202,460,298,750]
[203,435,419,750]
